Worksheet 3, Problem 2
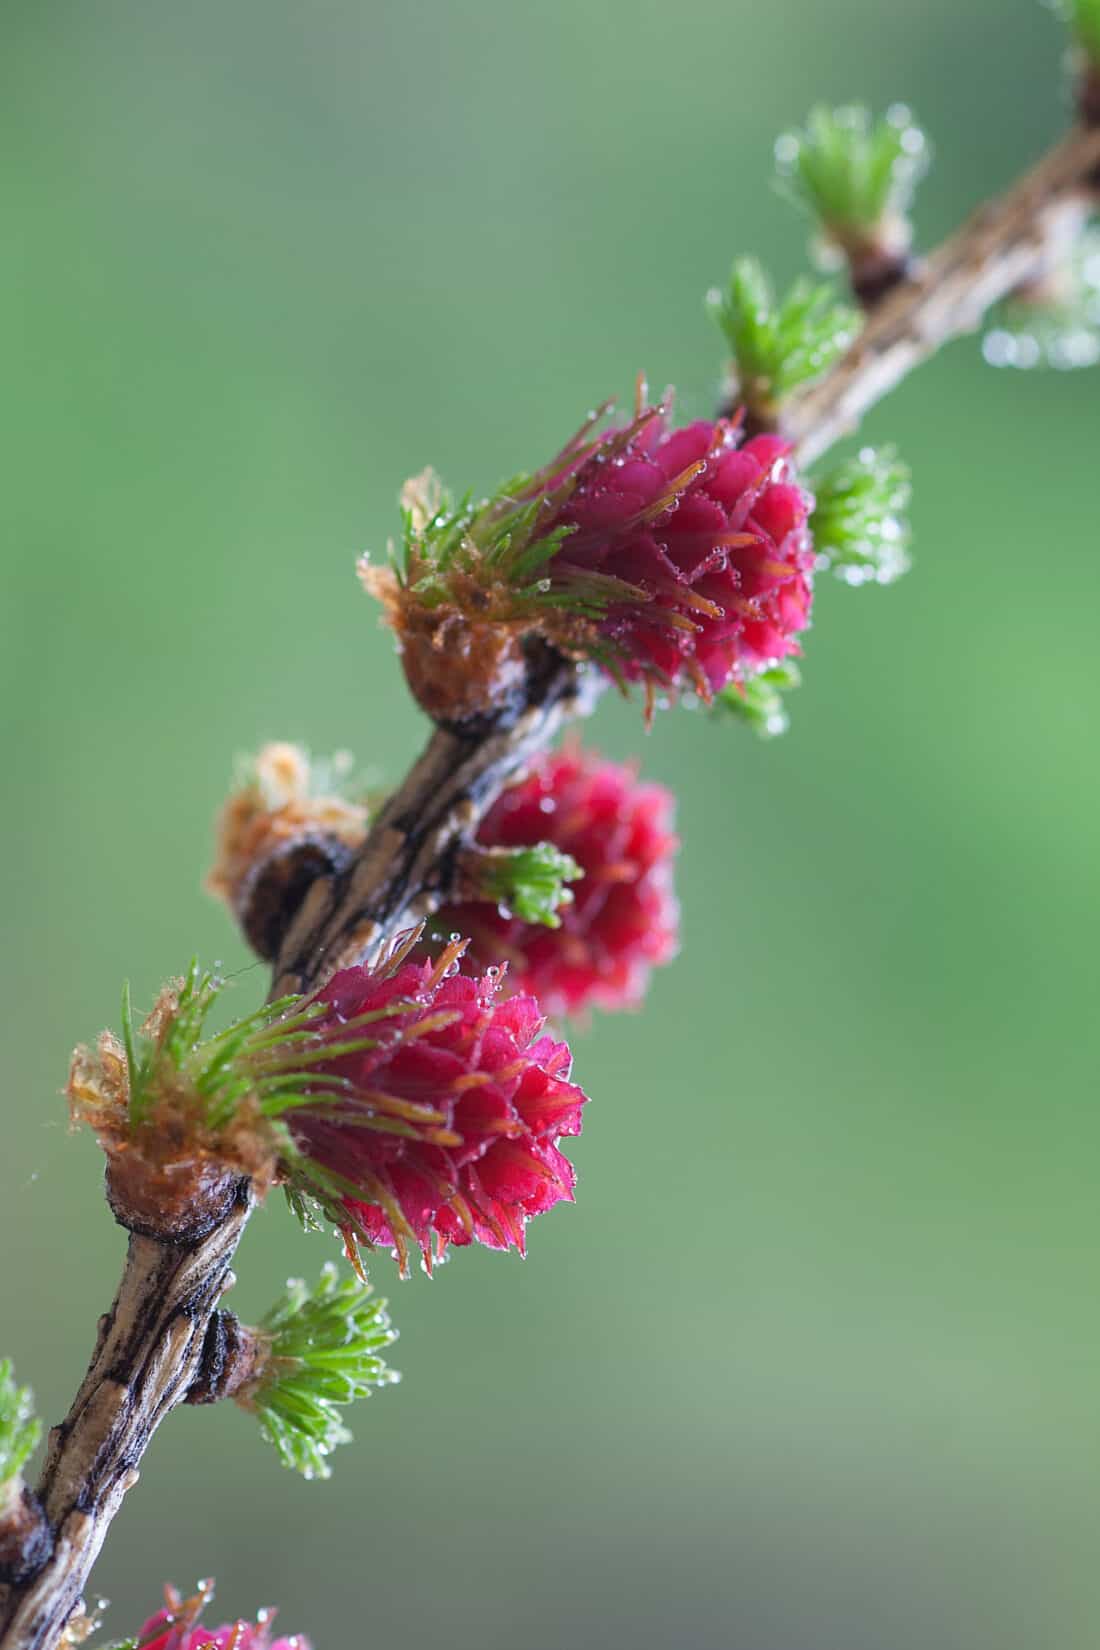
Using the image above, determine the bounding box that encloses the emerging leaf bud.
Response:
[67,970,276,1241]
[810,446,913,586]
[776,105,929,303]
[359,465,595,728]
[207,744,368,961]
[707,258,857,427]
[457,840,583,928]
[66,963,392,1239]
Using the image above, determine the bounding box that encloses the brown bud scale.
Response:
[185,1310,265,1405]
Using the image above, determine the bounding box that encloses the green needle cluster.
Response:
[0,1359,40,1491]
[246,1264,400,1481]
[478,842,583,927]
[811,447,912,586]
[776,104,928,250]
[707,258,856,414]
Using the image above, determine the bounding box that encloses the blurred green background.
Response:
[3,2,1100,1646]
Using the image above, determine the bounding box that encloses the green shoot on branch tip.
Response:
[707,259,857,415]
[775,104,928,254]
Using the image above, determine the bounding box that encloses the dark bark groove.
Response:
[0,1187,253,1650]
[268,651,598,1000]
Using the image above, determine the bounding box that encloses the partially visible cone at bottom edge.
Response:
[134,1581,308,1650]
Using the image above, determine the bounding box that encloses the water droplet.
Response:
[982,329,1018,368]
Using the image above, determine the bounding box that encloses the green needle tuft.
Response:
[476,842,583,927]
[707,258,856,415]
[246,1264,400,1481]
[776,105,928,253]
[811,447,912,586]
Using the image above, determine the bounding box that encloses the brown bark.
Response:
[787,124,1100,467]
[268,648,598,999]
[0,1188,252,1650]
